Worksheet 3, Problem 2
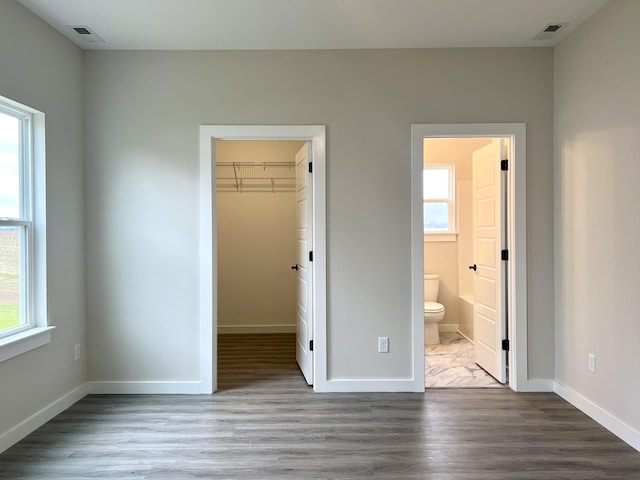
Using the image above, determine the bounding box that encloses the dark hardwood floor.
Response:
[1,333,639,479]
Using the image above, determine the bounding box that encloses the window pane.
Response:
[0,227,22,332]
[423,168,449,200]
[424,202,449,231]
[0,111,21,219]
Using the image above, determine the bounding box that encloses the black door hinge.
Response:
[309,340,314,351]
[501,159,508,171]
[502,339,510,351]
[309,251,313,262]
[501,249,509,261]
[308,162,313,173]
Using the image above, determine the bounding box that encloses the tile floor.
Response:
[425,332,504,388]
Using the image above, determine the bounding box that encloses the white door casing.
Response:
[199,125,327,393]
[296,142,313,384]
[472,139,507,383]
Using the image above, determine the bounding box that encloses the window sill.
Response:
[424,233,457,242]
[0,326,56,363]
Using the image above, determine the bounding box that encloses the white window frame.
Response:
[423,163,456,242]
[0,96,52,363]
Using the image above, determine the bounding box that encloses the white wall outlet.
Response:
[74,344,81,361]
[588,353,596,373]
[378,336,389,353]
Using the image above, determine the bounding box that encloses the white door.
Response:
[295,142,313,384]
[472,139,507,383]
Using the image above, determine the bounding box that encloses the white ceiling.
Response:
[16,0,609,51]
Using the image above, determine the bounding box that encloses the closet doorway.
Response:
[215,140,313,386]
[198,125,327,394]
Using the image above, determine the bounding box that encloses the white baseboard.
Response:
[438,324,459,333]
[514,378,555,392]
[87,381,206,394]
[555,381,640,453]
[0,383,87,454]
[218,325,296,334]
[325,379,423,393]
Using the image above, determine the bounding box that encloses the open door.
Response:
[295,142,313,384]
[472,139,507,383]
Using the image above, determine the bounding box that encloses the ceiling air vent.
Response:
[66,25,105,44]
[533,23,569,41]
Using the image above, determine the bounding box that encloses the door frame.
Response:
[411,123,531,392]
[198,125,327,393]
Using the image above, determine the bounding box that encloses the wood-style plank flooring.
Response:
[1,333,639,479]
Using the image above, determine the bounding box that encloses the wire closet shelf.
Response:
[215,162,296,193]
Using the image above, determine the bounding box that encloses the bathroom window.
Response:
[0,95,51,363]
[423,164,455,239]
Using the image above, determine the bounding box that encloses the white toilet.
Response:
[424,274,446,345]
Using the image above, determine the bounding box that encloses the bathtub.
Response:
[458,295,474,342]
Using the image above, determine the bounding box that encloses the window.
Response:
[0,96,50,362]
[423,164,455,238]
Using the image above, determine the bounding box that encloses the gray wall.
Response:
[555,0,640,433]
[84,47,554,382]
[0,1,85,434]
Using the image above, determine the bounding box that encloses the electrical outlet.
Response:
[74,344,81,361]
[588,353,596,373]
[378,336,389,353]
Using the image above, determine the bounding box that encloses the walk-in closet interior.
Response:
[215,140,306,388]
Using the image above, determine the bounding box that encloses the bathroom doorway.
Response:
[411,124,529,392]
[423,137,507,388]
[199,125,327,394]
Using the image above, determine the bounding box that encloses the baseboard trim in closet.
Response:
[218,325,296,334]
